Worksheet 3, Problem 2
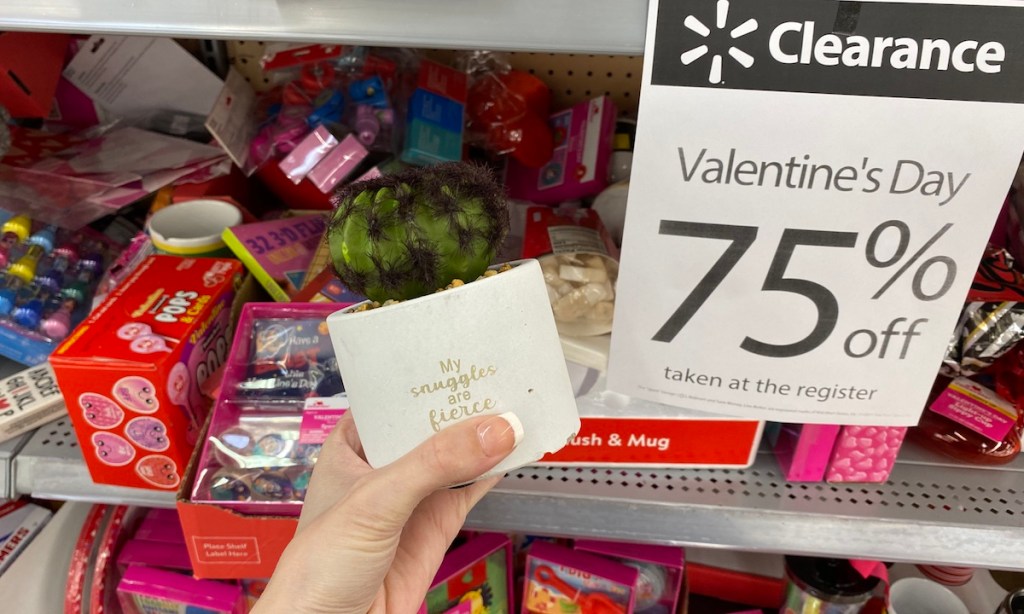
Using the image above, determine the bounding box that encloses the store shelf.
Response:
[8,414,1024,569]
[0,0,648,54]
[0,431,33,500]
[12,418,176,508]
[470,447,1024,571]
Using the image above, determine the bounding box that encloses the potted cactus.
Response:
[324,163,580,477]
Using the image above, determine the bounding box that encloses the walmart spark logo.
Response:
[679,0,759,84]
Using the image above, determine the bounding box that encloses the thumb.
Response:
[347,412,522,531]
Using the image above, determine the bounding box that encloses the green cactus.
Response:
[327,163,510,302]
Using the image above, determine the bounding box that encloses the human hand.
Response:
[253,411,523,614]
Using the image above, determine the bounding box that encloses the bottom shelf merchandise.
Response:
[1,496,1023,614]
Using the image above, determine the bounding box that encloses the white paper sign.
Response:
[608,0,1024,425]
[64,36,223,120]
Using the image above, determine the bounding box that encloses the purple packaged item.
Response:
[117,565,245,614]
[116,538,192,573]
[772,423,842,482]
[575,539,685,614]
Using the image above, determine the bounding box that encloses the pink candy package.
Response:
[825,425,908,483]
[117,565,246,614]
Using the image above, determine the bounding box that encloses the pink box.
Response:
[825,425,908,483]
[116,539,193,573]
[277,125,339,184]
[306,133,369,193]
[132,515,185,544]
[421,532,513,614]
[772,424,842,482]
[117,565,245,614]
[505,96,617,204]
[574,539,685,614]
[523,541,637,614]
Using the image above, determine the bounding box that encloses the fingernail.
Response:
[477,412,524,457]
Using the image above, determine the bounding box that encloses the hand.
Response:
[253,411,523,614]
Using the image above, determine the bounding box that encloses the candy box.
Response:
[574,540,685,614]
[523,541,637,614]
[825,424,908,483]
[421,532,513,614]
[50,255,243,491]
[116,565,246,614]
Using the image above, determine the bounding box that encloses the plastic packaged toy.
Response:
[191,302,350,515]
[50,255,243,490]
[523,541,637,614]
[116,565,246,614]
[575,540,685,614]
[0,212,116,365]
[422,532,513,614]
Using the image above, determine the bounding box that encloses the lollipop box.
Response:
[50,255,243,491]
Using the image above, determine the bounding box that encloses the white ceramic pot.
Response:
[326,259,581,478]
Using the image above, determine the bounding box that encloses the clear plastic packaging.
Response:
[522,206,620,337]
[190,302,349,515]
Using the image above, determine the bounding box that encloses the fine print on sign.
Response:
[607,0,1024,425]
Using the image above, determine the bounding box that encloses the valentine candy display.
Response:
[825,425,908,483]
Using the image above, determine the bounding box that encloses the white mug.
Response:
[889,578,969,614]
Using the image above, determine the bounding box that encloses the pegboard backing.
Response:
[225,42,642,116]
[505,52,642,117]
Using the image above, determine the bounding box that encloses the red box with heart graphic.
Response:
[51,255,243,491]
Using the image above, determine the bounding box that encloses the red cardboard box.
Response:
[51,256,243,491]
[0,32,70,118]
[177,487,298,579]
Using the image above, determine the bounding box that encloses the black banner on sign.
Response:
[651,0,1024,103]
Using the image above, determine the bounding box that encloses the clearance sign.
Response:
[609,0,1024,425]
